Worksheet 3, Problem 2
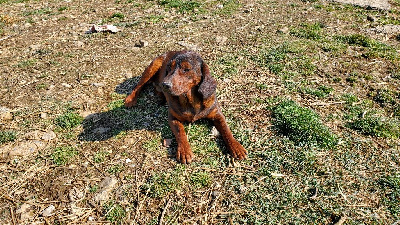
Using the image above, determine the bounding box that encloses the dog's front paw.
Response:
[228,140,247,160]
[176,146,194,164]
[124,94,137,108]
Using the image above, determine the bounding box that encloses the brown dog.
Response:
[125,51,247,163]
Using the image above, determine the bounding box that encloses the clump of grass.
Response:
[214,0,241,15]
[94,151,109,163]
[346,111,400,138]
[290,22,324,40]
[271,100,337,148]
[335,34,398,59]
[303,85,333,98]
[378,175,400,217]
[142,166,185,198]
[342,93,359,105]
[55,112,83,129]
[51,146,78,166]
[103,201,126,223]
[190,171,212,189]
[110,12,125,19]
[371,89,397,107]
[0,131,16,144]
[157,0,202,13]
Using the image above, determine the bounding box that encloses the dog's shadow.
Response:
[78,78,173,142]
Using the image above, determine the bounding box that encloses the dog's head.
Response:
[162,51,217,99]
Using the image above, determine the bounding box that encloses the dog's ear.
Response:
[198,61,217,99]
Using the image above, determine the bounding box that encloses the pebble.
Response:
[210,126,220,138]
[94,176,118,203]
[61,83,72,88]
[0,107,13,121]
[1,140,46,158]
[41,205,55,217]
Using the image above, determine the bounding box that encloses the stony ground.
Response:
[1,0,400,224]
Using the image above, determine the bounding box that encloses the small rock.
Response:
[277,27,289,34]
[91,82,105,87]
[0,107,13,121]
[328,0,391,10]
[40,112,48,119]
[41,130,56,141]
[210,126,220,138]
[61,83,72,88]
[216,4,223,9]
[41,205,55,217]
[24,130,43,140]
[138,40,149,47]
[16,203,34,221]
[125,158,132,163]
[124,137,136,145]
[4,140,46,158]
[177,41,201,51]
[75,41,85,48]
[94,176,118,203]
[163,139,172,147]
[215,36,228,45]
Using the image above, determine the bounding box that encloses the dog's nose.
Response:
[162,82,172,89]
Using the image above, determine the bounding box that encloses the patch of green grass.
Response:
[107,99,124,110]
[51,146,78,166]
[290,22,324,40]
[55,112,83,129]
[157,0,202,13]
[143,137,161,152]
[0,131,16,144]
[186,121,219,155]
[16,59,37,68]
[371,89,398,107]
[23,8,52,16]
[378,175,400,218]
[214,55,239,78]
[342,93,359,105]
[346,110,400,138]
[214,0,241,15]
[141,165,185,198]
[302,85,333,98]
[103,201,126,223]
[107,164,124,174]
[190,171,212,189]
[335,34,398,59]
[271,100,337,148]
[94,151,109,163]
[58,6,68,11]
[35,83,48,90]
[89,185,98,193]
[110,12,125,19]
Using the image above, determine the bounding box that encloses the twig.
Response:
[0,35,11,42]
[310,101,346,106]
[158,198,171,225]
[10,207,16,225]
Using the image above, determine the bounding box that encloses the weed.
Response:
[371,89,397,107]
[94,151,109,163]
[107,164,124,174]
[214,0,241,15]
[51,146,78,166]
[190,171,212,189]
[143,137,161,152]
[58,6,68,11]
[142,166,185,198]
[103,201,126,223]
[110,12,125,19]
[89,185,98,193]
[342,93,359,105]
[157,0,202,13]
[346,111,400,138]
[35,83,48,90]
[378,175,400,218]
[55,112,83,129]
[271,100,337,148]
[290,22,324,40]
[16,59,37,68]
[107,99,125,110]
[303,85,333,98]
[0,131,16,144]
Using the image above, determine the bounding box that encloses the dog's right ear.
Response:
[198,61,217,100]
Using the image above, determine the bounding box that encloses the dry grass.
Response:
[1,0,400,224]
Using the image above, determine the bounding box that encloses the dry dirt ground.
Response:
[1,0,400,224]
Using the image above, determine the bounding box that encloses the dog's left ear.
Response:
[198,61,217,99]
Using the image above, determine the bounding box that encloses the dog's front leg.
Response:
[209,109,247,160]
[168,113,194,164]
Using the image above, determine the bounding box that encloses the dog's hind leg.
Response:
[125,55,165,108]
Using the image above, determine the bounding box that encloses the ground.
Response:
[0,0,400,224]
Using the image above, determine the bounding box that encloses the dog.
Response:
[124,51,247,164]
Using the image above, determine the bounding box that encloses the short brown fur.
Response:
[125,51,247,164]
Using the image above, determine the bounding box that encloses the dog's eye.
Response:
[183,68,190,72]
